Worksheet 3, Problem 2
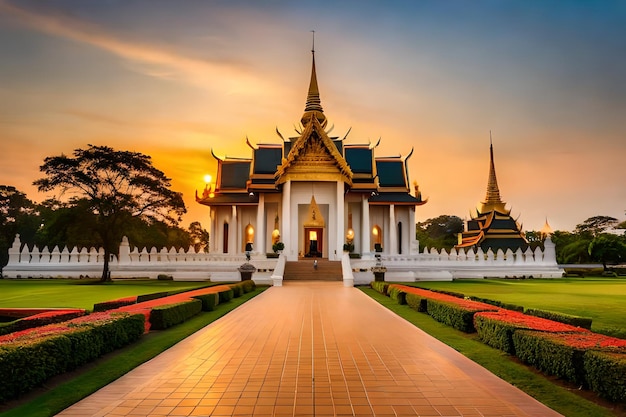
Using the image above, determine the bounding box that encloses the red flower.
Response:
[475,310,588,333]
[390,284,497,311]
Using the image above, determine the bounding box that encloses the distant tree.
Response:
[34,145,186,282]
[188,221,210,253]
[0,185,40,267]
[416,215,464,251]
[575,216,618,238]
[588,233,626,271]
[551,230,592,264]
[524,230,544,251]
[617,211,626,230]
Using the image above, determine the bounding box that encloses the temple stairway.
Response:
[283,259,343,281]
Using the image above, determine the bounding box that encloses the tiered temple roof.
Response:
[196,49,426,208]
[455,142,528,252]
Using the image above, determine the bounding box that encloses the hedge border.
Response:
[149,299,203,330]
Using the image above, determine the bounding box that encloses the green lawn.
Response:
[0,279,211,311]
[412,277,626,335]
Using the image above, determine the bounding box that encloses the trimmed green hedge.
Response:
[387,286,406,305]
[137,291,169,303]
[470,296,524,312]
[0,313,144,403]
[513,330,586,385]
[474,314,519,354]
[370,281,389,296]
[192,293,219,311]
[240,280,256,293]
[149,299,202,330]
[427,300,483,333]
[584,351,626,403]
[525,308,592,330]
[218,288,234,303]
[405,292,427,312]
[231,284,243,298]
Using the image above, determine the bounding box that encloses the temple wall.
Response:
[2,235,563,284]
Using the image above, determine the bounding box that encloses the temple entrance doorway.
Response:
[301,195,326,259]
[304,227,323,257]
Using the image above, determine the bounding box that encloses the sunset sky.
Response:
[1,0,625,233]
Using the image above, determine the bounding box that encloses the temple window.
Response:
[244,223,254,251]
[372,225,383,252]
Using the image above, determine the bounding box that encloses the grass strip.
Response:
[0,287,267,417]
[360,287,616,417]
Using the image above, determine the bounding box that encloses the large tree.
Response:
[34,145,186,281]
[0,185,40,267]
[574,215,619,238]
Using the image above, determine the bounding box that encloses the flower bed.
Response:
[513,330,626,386]
[524,308,593,330]
[0,311,145,403]
[367,283,626,403]
[93,296,138,312]
[112,285,234,332]
[0,282,249,403]
[0,308,87,336]
[391,285,498,332]
[474,310,588,354]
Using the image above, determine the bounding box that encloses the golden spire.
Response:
[302,31,326,126]
[540,218,553,239]
[479,134,507,213]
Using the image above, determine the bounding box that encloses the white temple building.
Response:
[195,48,426,262]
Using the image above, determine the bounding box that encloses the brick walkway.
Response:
[57,282,563,417]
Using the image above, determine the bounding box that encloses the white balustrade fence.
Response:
[2,234,563,284]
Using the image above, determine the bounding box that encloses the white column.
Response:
[229,205,237,255]
[388,204,397,254]
[335,181,345,261]
[361,195,371,258]
[281,181,291,259]
[255,194,265,254]
[207,207,214,253]
[211,207,220,254]
[409,206,418,254]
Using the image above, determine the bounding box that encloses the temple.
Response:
[1,45,568,282]
[455,141,528,252]
[195,49,427,261]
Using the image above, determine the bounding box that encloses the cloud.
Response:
[0,0,275,95]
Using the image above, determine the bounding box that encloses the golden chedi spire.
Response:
[301,34,326,127]
[479,137,508,214]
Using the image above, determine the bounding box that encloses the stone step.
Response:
[283,260,343,281]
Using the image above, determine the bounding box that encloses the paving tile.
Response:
[56,282,563,417]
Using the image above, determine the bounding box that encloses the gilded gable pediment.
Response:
[276,116,352,185]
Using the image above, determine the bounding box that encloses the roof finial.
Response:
[302,31,325,125]
[479,132,507,213]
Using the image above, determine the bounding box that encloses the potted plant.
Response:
[272,241,284,254]
[343,242,354,253]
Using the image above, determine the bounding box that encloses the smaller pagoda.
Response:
[455,141,528,252]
